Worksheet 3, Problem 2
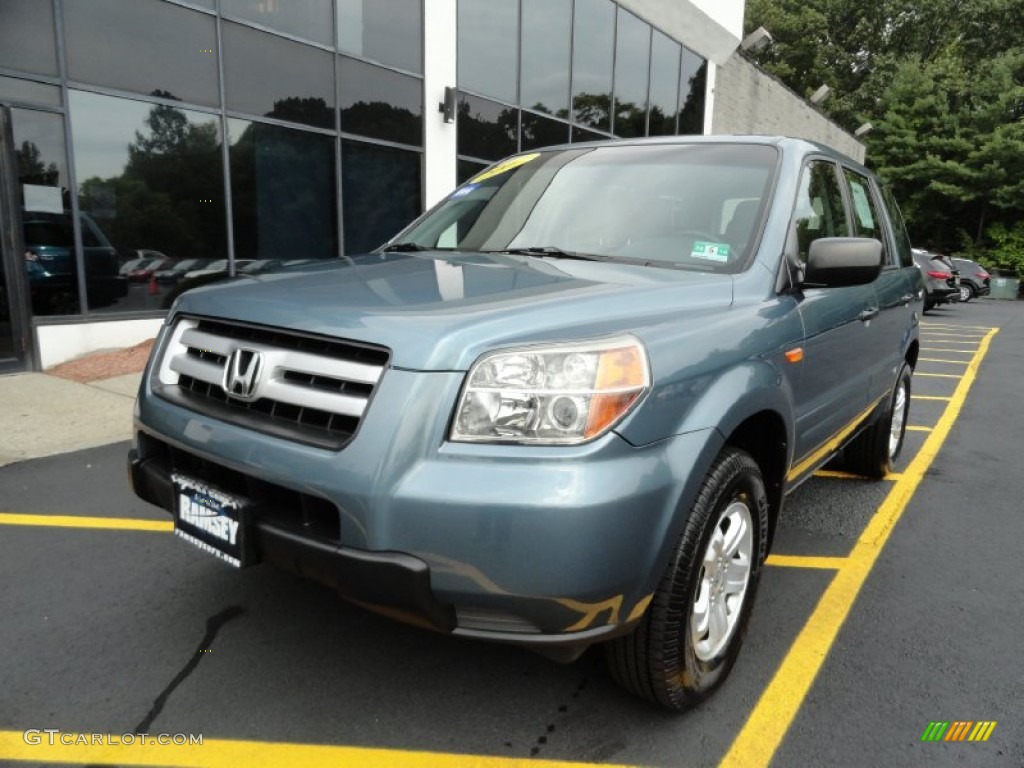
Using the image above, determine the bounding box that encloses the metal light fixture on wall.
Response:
[810,85,831,104]
[439,87,456,124]
[740,27,773,53]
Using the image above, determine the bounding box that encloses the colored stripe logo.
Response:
[921,721,997,742]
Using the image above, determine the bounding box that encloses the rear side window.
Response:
[843,169,891,265]
[881,185,914,268]
[792,160,849,261]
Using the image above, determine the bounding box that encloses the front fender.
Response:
[617,358,796,461]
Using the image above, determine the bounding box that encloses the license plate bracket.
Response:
[172,473,254,568]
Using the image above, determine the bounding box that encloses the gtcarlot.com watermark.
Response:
[23,729,203,746]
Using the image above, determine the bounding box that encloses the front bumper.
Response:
[132,366,722,651]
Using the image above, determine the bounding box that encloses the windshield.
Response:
[393,143,778,273]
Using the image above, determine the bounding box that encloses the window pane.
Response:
[520,0,570,116]
[229,119,337,261]
[342,141,421,254]
[843,169,892,265]
[678,49,707,135]
[648,31,680,136]
[520,112,569,151]
[793,162,849,261]
[64,0,218,107]
[338,0,422,74]
[457,94,518,161]
[571,125,608,143]
[0,0,57,76]
[338,57,422,146]
[882,186,914,267]
[0,76,61,108]
[223,22,335,129]
[571,0,614,131]
[12,109,76,316]
[221,0,333,45]
[613,9,650,138]
[69,91,226,315]
[457,159,487,185]
[458,0,518,103]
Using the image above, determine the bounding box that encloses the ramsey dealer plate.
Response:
[172,473,252,567]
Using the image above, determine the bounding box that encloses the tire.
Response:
[605,447,769,710]
[840,362,912,478]
[923,295,934,312]
[958,284,974,303]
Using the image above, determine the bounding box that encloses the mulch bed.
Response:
[46,338,155,384]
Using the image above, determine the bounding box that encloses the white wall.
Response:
[423,0,458,209]
[616,0,744,64]
[36,318,164,369]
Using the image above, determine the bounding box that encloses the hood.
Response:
[171,252,734,370]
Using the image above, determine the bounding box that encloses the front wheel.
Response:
[605,447,769,710]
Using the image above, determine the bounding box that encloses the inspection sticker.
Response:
[470,153,541,183]
[691,241,731,262]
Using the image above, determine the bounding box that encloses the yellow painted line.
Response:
[905,425,932,432]
[0,731,627,768]
[0,512,173,532]
[721,327,998,768]
[812,469,901,481]
[912,395,951,401]
[914,372,962,379]
[765,555,846,570]
[918,358,969,364]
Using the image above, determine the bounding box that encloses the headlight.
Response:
[451,336,650,444]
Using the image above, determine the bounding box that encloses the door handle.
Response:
[858,307,879,322]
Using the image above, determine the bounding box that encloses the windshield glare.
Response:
[395,144,778,272]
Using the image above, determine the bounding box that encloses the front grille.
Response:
[154,316,389,450]
[139,433,341,543]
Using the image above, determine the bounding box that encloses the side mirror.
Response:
[804,237,882,288]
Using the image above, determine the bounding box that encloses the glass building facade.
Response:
[0,0,707,368]
[456,0,708,179]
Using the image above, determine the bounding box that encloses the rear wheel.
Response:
[840,362,912,478]
[605,447,768,710]
[958,284,974,303]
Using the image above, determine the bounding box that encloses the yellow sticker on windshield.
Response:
[470,153,541,183]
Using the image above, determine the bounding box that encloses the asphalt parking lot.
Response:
[1,300,1022,768]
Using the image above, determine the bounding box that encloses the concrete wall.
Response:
[711,53,866,163]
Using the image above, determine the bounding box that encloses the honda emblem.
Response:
[222,348,263,401]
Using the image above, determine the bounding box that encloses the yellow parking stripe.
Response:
[912,395,952,401]
[920,348,974,354]
[0,731,625,768]
[813,469,901,481]
[765,555,846,570]
[914,372,962,379]
[905,426,932,432]
[918,358,969,364]
[721,327,998,768]
[0,513,172,532]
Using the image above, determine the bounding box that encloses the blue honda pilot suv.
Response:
[130,137,922,710]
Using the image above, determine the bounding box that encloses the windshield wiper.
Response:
[491,246,609,262]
